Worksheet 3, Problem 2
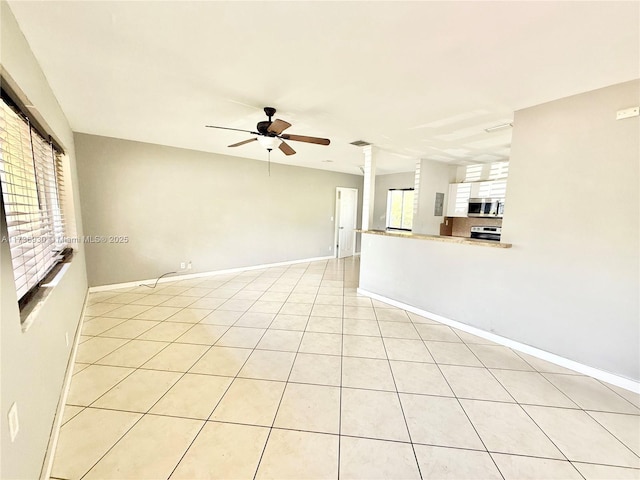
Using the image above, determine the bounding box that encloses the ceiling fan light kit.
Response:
[257,136,282,151]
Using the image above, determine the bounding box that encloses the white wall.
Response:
[360,80,639,381]
[413,159,456,235]
[1,2,88,478]
[75,133,364,287]
[372,172,415,230]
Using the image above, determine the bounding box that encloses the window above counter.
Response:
[461,162,509,182]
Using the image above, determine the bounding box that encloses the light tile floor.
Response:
[51,257,640,479]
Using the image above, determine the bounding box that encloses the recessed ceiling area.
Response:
[7,1,639,175]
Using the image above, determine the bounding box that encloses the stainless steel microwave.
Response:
[468,198,503,218]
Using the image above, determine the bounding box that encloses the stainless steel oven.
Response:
[470,226,502,241]
[468,198,502,218]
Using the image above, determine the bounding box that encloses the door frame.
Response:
[334,187,359,259]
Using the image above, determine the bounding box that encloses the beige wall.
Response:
[360,80,640,380]
[371,162,456,234]
[413,159,456,235]
[1,2,88,479]
[372,172,415,230]
[74,133,364,287]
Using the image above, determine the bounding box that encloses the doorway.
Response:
[335,187,358,258]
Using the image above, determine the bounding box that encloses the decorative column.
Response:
[361,145,376,231]
[413,159,421,223]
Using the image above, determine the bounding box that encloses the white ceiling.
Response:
[8,1,639,175]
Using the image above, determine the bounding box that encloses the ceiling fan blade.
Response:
[280,134,330,146]
[205,125,259,135]
[279,141,296,156]
[267,119,292,134]
[228,138,257,148]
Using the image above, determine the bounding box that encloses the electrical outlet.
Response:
[187,261,192,270]
[8,402,19,442]
[180,262,186,269]
[65,332,69,347]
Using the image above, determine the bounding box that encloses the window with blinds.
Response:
[0,96,67,306]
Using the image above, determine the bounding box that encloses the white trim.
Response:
[40,290,89,480]
[89,256,335,292]
[357,288,640,394]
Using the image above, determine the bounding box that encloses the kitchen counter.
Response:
[356,229,512,249]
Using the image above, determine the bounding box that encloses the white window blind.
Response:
[478,179,507,199]
[463,161,509,182]
[464,164,483,182]
[455,183,472,213]
[488,162,509,180]
[0,98,67,302]
[478,181,493,198]
[489,179,507,199]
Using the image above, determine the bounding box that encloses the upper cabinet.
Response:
[447,182,472,217]
[446,162,509,217]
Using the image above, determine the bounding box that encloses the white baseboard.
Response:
[40,290,89,480]
[357,288,640,394]
[89,255,335,292]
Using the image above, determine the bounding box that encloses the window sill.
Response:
[20,261,72,333]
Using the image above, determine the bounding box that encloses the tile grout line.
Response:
[251,260,327,480]
[79,329,633,386]
[419,326,506,480]
[77,313,223,403]
[72,338,640,419]
[596,378,640,411]
[56,403,640,472]
[583,410,640,461]
[373,305,424,480]
[463,343,584,478]
[337,258,347,480]
[164,266,304,479]
[66,382,634,418]
[76,328,222,479]
[74,269,273,479]
[59,259,640,478]
[483,364,595,480]
[491,366,581,409]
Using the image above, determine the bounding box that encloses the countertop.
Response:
[356,229,512,249]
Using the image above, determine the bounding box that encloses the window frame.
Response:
[386,188,415,232]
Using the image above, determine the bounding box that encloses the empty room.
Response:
[1,1,639,479]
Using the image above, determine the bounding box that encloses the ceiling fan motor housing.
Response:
[257,121,274,135]
[258,107,278,135]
